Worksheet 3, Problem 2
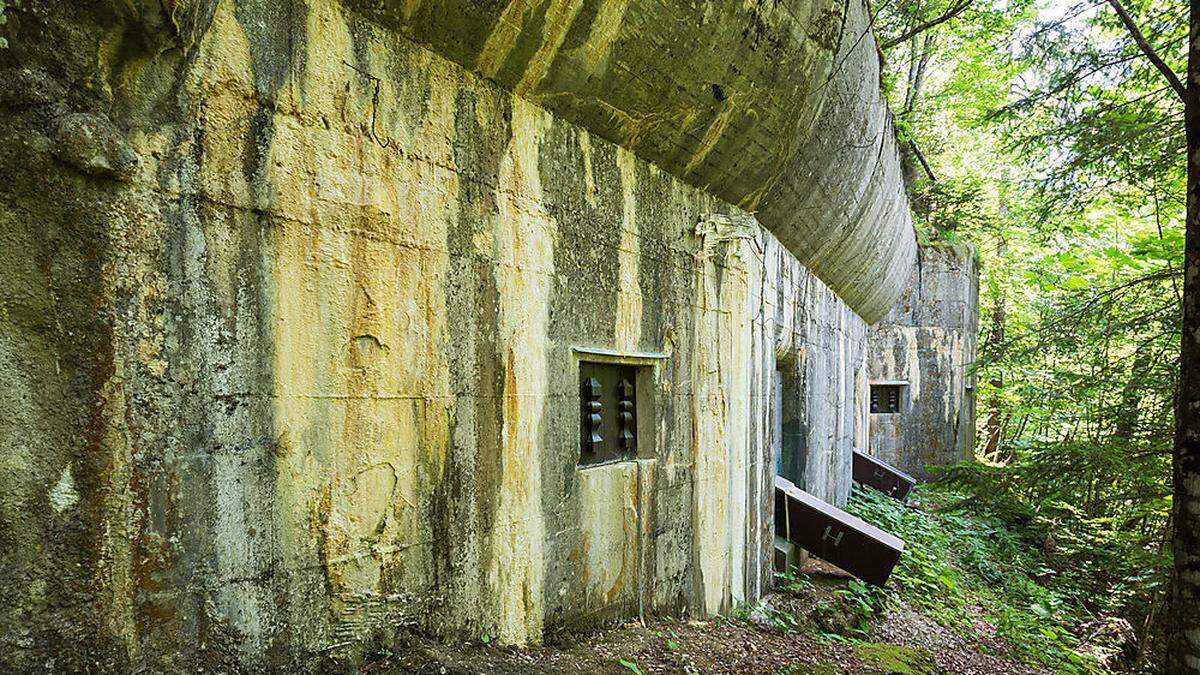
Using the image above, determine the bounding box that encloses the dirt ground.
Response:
[366,587,1042,674]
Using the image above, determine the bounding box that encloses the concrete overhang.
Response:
[342,0,918,323]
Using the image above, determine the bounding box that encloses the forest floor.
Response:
[366,576,1040,674]
[366,485,1135,674]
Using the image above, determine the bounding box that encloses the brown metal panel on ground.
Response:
[853,450,916,501]
[774,476,904,586]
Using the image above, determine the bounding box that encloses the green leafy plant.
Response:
[618,658,644,674]
[844,484,1103,672]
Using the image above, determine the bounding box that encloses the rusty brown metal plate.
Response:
[852,450,916,501]
[774,476,904,587]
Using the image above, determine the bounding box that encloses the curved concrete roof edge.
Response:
[343,0,918,323]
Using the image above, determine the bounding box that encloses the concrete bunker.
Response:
[0,0,977,670]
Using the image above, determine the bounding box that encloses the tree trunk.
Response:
[1169,7,1200,671]
[1114,347,1150,442]
[984,236,1007,462]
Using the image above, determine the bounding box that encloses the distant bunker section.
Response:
[0,0,919,671]
[867,244,980,479]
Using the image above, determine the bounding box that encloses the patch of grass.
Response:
[654,628,681,651]
[618,657,644,674]
[747,570,871,637]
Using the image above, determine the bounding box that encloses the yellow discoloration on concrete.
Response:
[615,148,641,353]
[690,224,742,616]
[634,458,655,610]
[178,0,281,651]
[574,0,632,75]
[683,94,748,177]
[189,0,257,206]
[94,362,138,664]
[489,99,555,644]
[578,463,639,608]
[251,0,456,622]
[0,0,929,664]
[725,239,752,604]
[516,0,584,97]
[476,0,537,80]
[398,0,424,21]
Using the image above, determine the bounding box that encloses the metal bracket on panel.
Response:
[582,377,603,455]
[618,378,636,453]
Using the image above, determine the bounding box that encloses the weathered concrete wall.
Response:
[742,231,871,600]
[749,234,869,505]
[342,0,918,323]
[0,0,908,670]
[867,243,979,479]
[711,222,872,606]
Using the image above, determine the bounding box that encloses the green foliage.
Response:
[936,460,1170,659]
[868,0,1181,666]
[845,488,968,624]
[0,1,9,49]
[654,628,681,652]
[843,485,1103,672]
[618,658,644,675]
[756,602,810,634]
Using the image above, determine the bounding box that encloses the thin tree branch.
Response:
[1103,0,1186,103]
[905,32,937,113]
[1023,0,1107,42]
[909,139,937,182]
[881,0,971,50]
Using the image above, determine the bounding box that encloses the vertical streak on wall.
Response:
[615,148,641,353]
[689,217,753,614]
[187,2,276,655]
[515,0,585,96]
[854,361,868,454]
[905,327,921,401]
[725,237,751,605]
[746,233,770,601]
[579,132,597,206]
[490,99,554,644]
[573,0,632,75]
[95,360,136,661]
[800,273,814,489]
[476,0,535,79]
[690,224,730,616]
[262,0,462,646]
[836,305,846,497]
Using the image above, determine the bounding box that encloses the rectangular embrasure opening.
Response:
[870,383,905,414]
[579,361,641,466]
